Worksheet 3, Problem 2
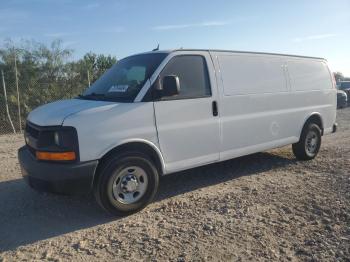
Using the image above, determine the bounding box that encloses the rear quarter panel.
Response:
[286,59,336,135]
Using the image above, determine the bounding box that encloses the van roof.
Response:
[136,49,326,61]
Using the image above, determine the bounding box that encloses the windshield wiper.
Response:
[77,92,106,100]
[77,92,133,103]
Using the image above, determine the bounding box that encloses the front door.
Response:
[154,52,220,173]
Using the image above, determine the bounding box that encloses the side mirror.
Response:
[160,75,180,97]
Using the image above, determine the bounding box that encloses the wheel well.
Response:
[93,142,163,186]
[303,114,324,135]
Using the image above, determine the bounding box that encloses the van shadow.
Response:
[156,151,297,201]
[0,179,113,252]
[0,151,296,252]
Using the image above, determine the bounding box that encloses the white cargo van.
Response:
[18,49,337,215]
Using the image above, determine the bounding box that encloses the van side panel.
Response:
[212,52,336,161]
[287,60,333,91]
[286,59,336,134]
[219,55,288,96]
[213,53,299,160]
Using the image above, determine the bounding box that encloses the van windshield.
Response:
[79,53,168,102]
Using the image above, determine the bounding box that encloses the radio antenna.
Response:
[152,44,159,51]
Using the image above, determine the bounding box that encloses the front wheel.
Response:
[94,152,159,216]
[292,123,322,160]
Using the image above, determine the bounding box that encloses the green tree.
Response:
[333,72,344,84]
[78,52,117,84]
[0,38,117,134]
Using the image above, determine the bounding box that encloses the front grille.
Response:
[25,122,40,139]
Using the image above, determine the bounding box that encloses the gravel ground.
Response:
[0,108,349,262]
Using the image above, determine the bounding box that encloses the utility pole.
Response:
[87,69,91,87]
[1,70,16,134]
[14,49,22,132]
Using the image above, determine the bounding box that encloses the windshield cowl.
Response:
[77,93,134,103]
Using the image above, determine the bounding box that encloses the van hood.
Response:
[27,99,116,126]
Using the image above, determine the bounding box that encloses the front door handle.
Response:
[212,101,218,117]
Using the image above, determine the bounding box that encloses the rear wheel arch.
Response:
[300,113,324,137]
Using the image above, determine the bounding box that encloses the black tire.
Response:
[94,152,159,216]
[292,123,321,160]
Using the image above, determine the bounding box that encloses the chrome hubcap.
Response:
[121,174,138,193]
[112,166,148,204]
[305,131,318,154]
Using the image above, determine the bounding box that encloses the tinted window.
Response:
[340,82,350,89]
[160,55,211,100]
[81,53,167,102]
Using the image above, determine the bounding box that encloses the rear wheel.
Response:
[292,123,321,160]
[94,152,159,216]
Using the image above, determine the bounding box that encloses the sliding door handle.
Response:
[212,101,218,117]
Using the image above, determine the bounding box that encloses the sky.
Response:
[0,0,350,75]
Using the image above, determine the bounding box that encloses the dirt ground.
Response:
[0,108,349,262]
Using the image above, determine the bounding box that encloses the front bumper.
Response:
[18,146,98,195]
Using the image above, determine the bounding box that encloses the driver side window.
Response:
[160,55,211,100]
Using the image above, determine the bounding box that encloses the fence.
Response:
[0,69,89,135]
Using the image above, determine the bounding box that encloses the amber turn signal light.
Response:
[36,151,76,161]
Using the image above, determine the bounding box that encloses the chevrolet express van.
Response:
[18,49,337,215]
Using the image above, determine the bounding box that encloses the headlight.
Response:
[35,126,79,162]
[54,131,60,146]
